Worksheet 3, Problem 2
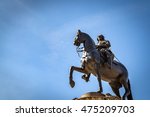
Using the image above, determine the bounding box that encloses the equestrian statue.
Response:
[69,30,133,100]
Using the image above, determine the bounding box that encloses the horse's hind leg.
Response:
[121,80,130,100]
[95,64,103,93]
[109,82,121,98]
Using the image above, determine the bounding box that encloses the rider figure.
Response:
[96,35,114,69]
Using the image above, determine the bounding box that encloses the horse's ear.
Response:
[77,29,81,34]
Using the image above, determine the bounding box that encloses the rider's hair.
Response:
[97,35,105,41]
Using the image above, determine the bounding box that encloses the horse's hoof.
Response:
[121,96,125,100]
[82,75,89,82]
[97,90,102,94]
[70,80,75,88]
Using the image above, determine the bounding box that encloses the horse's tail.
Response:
[127,79,133,100]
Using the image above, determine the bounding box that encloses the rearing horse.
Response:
[69,30,133,100]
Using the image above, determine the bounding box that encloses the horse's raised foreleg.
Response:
[69,66,87,88]
[82,73,91,82]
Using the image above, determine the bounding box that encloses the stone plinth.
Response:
[73,92,121,100]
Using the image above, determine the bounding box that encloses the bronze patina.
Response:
[69,30,133,100]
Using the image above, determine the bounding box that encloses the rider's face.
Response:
[99,37,104,41]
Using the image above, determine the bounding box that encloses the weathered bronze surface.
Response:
[74,92,121,100]
[69,30,133,100]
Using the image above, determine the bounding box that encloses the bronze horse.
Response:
[69,30,133,100]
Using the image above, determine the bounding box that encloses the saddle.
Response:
[99,49,117,65]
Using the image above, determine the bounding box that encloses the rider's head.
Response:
[97,35,105,41]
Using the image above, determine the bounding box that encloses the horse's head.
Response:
[74,30,86,46]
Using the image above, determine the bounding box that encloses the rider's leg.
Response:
[106,50,114,69]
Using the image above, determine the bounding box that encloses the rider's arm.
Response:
[105,40,111,48]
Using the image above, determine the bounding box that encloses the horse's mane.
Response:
[82,32,91,39]
[82,32,96,46]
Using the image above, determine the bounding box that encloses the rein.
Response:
[76,46,84,58]
[114,55,121,63]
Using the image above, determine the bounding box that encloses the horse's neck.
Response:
[84,38,96,52]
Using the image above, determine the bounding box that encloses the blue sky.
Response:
[0,0,150,99]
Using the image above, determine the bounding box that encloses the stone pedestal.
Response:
[73,92,121,100]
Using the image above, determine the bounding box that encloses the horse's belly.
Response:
[99,65,121,82]
[101,76,116,82]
